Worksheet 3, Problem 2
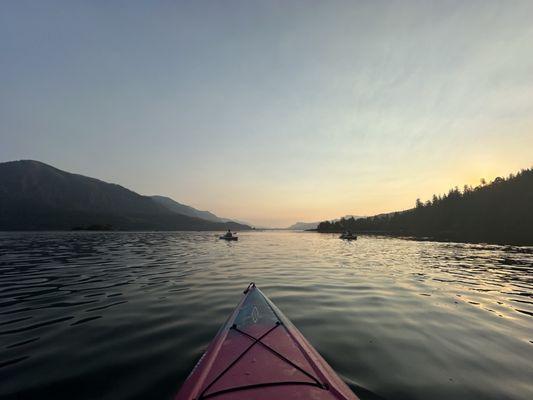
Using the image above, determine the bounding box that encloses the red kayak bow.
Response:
[176,283,359,400]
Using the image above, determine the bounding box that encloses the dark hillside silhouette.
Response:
[317,168,533,245]
[0,160,250,231]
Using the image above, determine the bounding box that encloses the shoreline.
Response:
[315,229,533,247]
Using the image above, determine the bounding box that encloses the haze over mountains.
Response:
[150,195,258,227]
[287,216,363,231]
[0,160,250,231]
[150,195,226,223]
[287,222,322,231]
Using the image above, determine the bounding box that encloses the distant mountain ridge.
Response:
[0,160,251,231]
[287,221,321,230]
[150,196,253,227]
[288,216,363,230]
[151,195,225,223]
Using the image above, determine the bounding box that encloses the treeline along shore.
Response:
[317,168,533,246]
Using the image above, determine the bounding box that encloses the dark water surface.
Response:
[1,231,532,400]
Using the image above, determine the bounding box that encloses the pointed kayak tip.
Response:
[243,282,255,294]
[176,283,360,400]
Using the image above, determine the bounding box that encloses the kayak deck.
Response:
[176,283,358,400]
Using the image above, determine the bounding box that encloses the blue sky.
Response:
[1,1,532,227]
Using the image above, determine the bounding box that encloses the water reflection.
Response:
[0,231,532,400]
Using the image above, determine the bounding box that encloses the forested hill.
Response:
[317,168,533,245]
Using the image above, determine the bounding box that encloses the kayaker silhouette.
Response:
[225,229,232,238]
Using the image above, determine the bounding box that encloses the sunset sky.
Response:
[1,1,532,227]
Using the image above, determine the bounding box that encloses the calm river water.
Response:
[1,231,532,400]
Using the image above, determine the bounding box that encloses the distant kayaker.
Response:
[225,229,233,238]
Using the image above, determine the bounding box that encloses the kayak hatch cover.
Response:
[176,283,359,400]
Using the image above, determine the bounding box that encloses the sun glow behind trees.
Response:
[318,168,533,245]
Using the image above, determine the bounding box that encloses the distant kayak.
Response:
[219,235,238,241]
[340,234,357,240]
[176,283,359,400]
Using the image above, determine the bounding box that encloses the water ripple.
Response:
[0,231,532,400]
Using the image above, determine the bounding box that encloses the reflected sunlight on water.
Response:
[1,231,532,399]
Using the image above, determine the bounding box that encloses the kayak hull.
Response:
[176,283,358,400]
[219,236,238,241]
[339,235,357,240]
